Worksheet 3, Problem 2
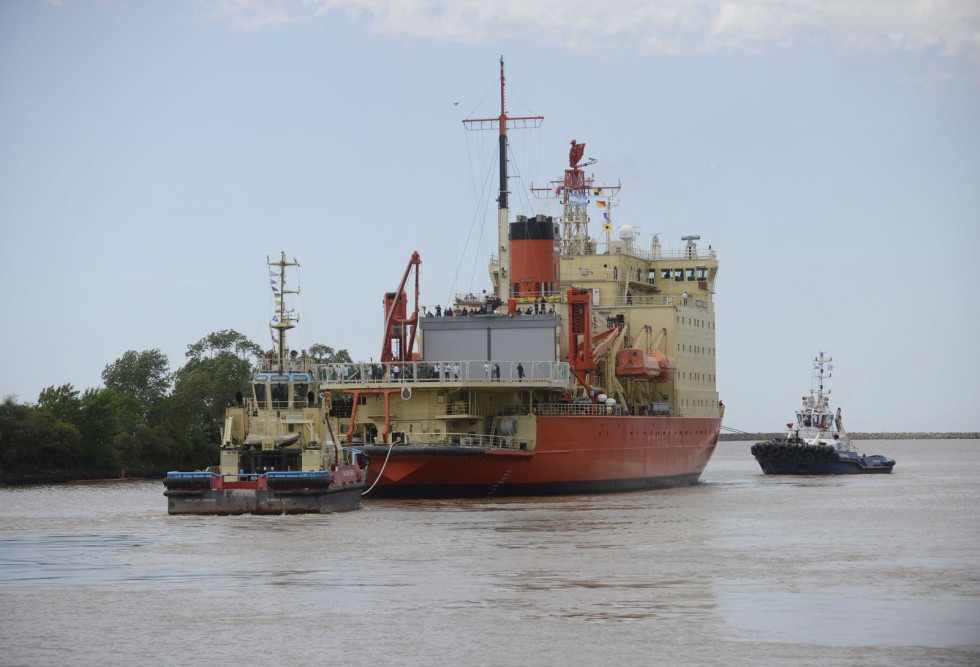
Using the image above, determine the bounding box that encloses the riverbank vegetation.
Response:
[0,330,350,481]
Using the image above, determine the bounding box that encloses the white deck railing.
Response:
[312,360,570,387]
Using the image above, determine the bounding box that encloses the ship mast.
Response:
[268,251,299,372]
[812,350,832,408]
[531,142,620,256]
[462,57,543,305]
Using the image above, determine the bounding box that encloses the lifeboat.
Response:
[615,349,676,382]
[652,350,677,381]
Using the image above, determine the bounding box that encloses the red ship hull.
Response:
[359,415,721,498]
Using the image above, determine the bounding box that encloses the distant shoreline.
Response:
[719,432,979,441]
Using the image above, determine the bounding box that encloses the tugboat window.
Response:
[293,383,309,406]
[270,382,288,408]
[254,383,268,409]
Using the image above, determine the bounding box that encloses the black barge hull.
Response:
[165,484,364,515]
[757,460,894,475]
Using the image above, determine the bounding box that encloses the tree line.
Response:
[0,330,350,480]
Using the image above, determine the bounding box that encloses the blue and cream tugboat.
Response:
[751,351,895,475]
[164,253,368,515]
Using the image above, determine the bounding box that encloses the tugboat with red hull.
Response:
[164,253,367,515]
[318,60,723,498]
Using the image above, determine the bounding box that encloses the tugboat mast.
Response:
[462,57,543,305]
[810,350,832,408]
[268,251,299,372]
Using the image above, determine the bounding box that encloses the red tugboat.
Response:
[318,60,723,497]
[164,253,367,515]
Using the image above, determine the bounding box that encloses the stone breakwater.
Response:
[719,432,979,441]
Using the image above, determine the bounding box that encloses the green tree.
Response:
[36,385,85,470]
[0,396,83,476]
[37,384,82,422]
[178,330,262,419]
[102,349,172,408]
[0,397,43,475]
[77,387,122,470]
[185,329,263,364]
[307,344,353,364]
[1,334,355,478]
[165,330,263,467]
[100,350,173,471]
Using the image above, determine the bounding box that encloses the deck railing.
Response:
[312,360,570,387]
[386,431,530,450]
[612,294,709,309]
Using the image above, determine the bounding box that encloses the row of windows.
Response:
[661,267,708,281]
[679,372,716,382]
[253,382,315,408]
[681,399,718,408]
[679,344,714,355]
[609,266,708,284]
[678,316,714,329]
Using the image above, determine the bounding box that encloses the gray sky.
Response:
[1,0,978,432]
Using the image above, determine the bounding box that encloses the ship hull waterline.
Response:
[358,415,721,498]
[165,484,364,515]
[756,460,894,475]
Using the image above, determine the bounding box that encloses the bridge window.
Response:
[697,267,707,280]
[293,383,309,407]
[271,382,288,408]
[686,268,695,281]
[254,383,268,409]
[661,268,671,279]
[675,270,684,281]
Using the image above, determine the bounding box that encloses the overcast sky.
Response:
[1,0,978,432]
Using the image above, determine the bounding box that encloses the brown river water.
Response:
[1,440,978,666]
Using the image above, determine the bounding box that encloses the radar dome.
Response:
[618,226,635,240]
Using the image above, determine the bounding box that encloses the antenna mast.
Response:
[532,141,620,256]
[462,57,543,304]
[268,251,299,372]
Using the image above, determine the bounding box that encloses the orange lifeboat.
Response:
[615,349,677,382]
[650,349,676,381]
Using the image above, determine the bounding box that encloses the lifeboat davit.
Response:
[615,349,677,382]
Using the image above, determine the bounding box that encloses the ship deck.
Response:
[313,360,570,391]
